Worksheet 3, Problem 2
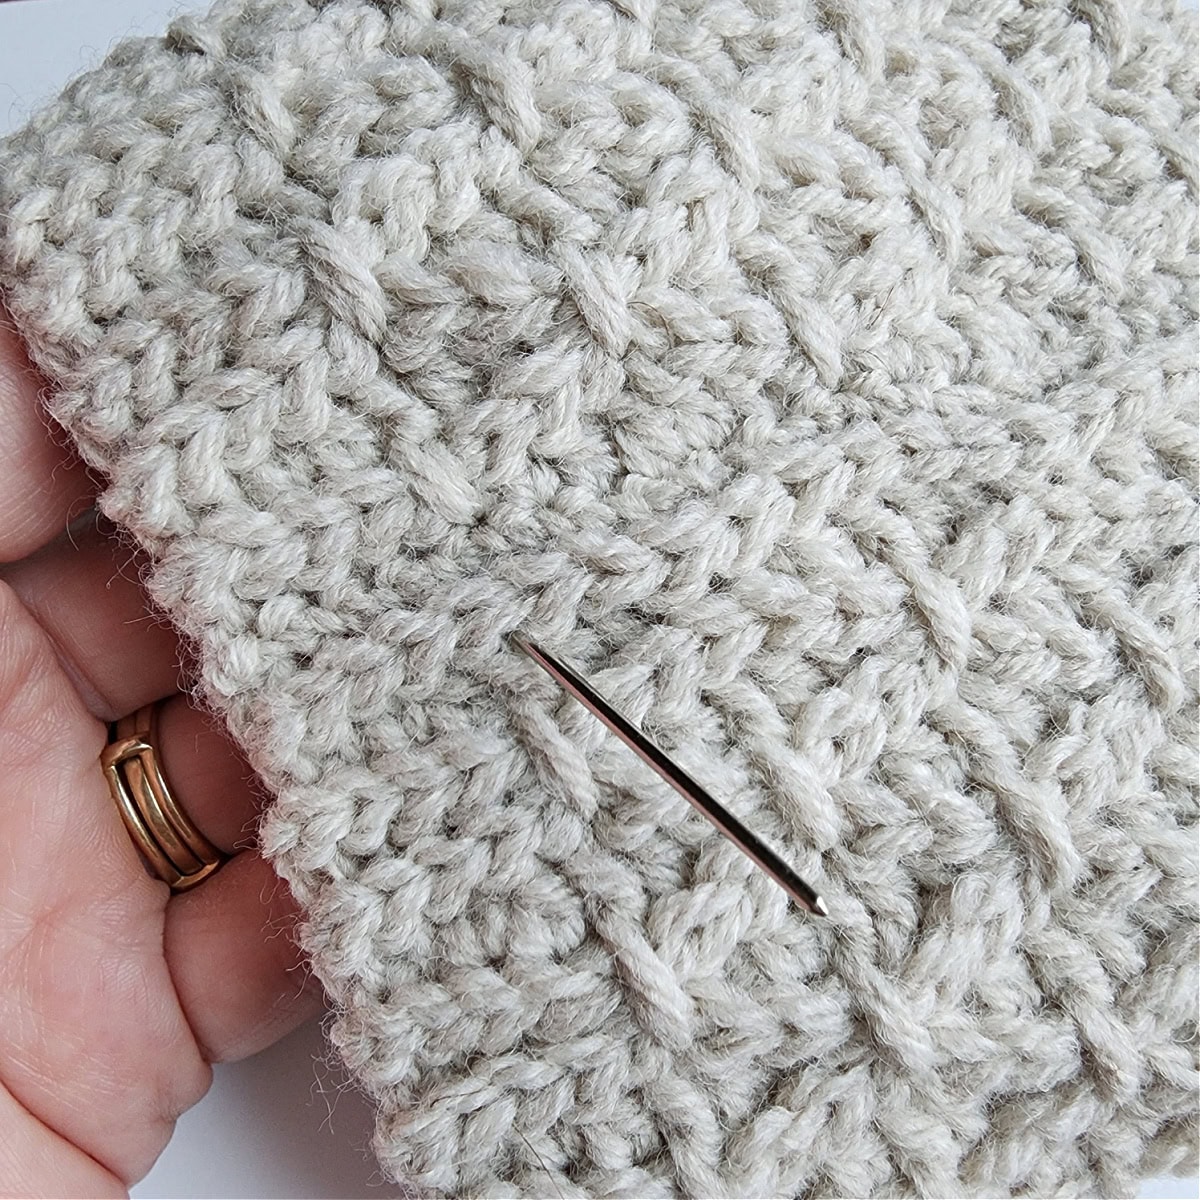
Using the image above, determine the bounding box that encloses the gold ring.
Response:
[101,701,227,892]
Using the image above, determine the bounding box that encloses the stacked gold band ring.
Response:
[101,702,226,892]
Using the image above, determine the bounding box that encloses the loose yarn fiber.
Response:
[2,0,1198,1194]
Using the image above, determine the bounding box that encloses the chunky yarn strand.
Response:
[1,0,1197,1195]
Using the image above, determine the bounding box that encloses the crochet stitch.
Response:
[1,0,1197,1195]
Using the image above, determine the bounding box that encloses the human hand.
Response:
[0,318,321,1197]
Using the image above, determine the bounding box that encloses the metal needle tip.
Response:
[512,635,827,917]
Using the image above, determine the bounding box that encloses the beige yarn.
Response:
[1,0,1198,1195]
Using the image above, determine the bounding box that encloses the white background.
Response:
[1,2,1196,1196]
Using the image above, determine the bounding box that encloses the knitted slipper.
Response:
[2,0,1197,1194]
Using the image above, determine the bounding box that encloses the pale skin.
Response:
[0,316,322,1196]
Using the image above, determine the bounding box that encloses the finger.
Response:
[156,693,269,855]
[0,580,209,1184]
[125,697,309,1060]
[0,319,97,563]
[165,852,322,1064]
[115,694,311,1061]
[3,519,272,851]
[0,514,186,721]
[0,1079,124,1199]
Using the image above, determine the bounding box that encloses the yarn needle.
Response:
[512,636,828,917]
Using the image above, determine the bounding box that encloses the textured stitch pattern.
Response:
[2,0,1198,1195]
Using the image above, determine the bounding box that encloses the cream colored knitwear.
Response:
[1,0,1198,1195]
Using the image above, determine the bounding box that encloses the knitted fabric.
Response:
[1,0,1198,1194]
